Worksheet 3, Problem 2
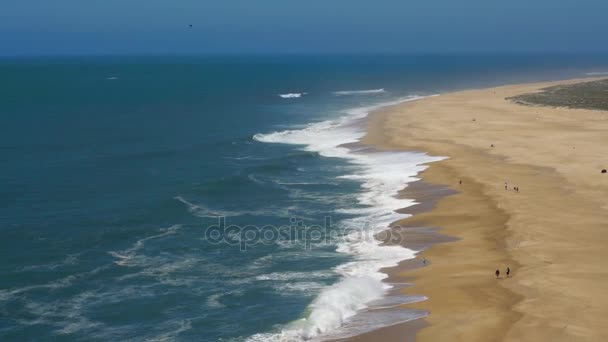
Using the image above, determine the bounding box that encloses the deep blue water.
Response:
[1,54,606,341]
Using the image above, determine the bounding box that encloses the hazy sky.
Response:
[2,0,607,56]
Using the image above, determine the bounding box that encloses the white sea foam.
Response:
[253,96,428,159]
[254,272,334,296]
[332,88,385,96]
[276,181,337,186]
[0,264,111,303]
[108,225,181,267]
[176,195,301,220]
[0,276,76,302]
[280,93,306,98]
[174,196,236,218]
[206,293,227,308]
[143,319,192,342]
[586,72,608,76]
[18,253,79,272]
[255,271,333,282]
[250,255,275,270]
[250,95,445,341]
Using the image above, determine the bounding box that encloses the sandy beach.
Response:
[358,78,608,341]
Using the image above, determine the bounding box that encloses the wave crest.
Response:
[279,93,306,99]
[333,88,385,96]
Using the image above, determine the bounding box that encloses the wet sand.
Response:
[356,78,608,341]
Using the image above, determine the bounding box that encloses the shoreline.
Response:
[354,77,608,341]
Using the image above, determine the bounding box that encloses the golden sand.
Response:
[358,78,608,341]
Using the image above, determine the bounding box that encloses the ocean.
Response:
[1,54,606,341]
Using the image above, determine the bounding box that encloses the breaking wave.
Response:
[332,89,386,96]
[250,95,444,340]
[279,93,306,98]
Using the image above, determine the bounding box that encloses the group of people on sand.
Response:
[495,267,511,278]
[455,180,515,280]
[505,182,519,192]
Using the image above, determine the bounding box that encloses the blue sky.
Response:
[1,0,607,55]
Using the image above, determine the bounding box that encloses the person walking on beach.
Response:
[495,269,500,278]
[506,267,511,277]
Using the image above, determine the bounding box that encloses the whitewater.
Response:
[251,95,444,341]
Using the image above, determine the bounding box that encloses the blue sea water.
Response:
[1,54,606,341]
